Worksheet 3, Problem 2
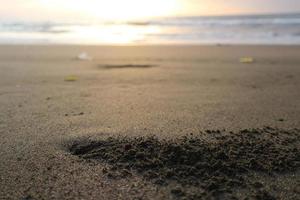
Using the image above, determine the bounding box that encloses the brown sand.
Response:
[0,45,299,199]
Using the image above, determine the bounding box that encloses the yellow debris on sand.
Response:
[240,57,254,63]
[64,75,78,82]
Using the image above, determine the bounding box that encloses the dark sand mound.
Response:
[69,127,300,199]
[100,64,156,69]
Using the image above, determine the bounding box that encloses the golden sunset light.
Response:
[35,0,181,21]
[1,0,300,22]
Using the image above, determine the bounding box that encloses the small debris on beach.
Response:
[77,52,92,61]
[69,127,300,199]
[240,57,254,63]
[64,75,78,82]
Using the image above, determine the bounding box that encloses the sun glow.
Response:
[31,0,181,44]
[40,0,180,21]
[63,24,162,44]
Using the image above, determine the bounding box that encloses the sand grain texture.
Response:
[0,45,299,199]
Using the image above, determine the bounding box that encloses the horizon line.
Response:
[1,11,299,24]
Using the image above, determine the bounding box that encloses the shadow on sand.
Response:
[99,64,157,69]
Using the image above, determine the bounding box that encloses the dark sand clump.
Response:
[69,127,300,199]
[101,64,156,69]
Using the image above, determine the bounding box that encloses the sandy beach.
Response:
[0,45,299,199]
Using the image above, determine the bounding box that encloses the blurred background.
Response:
[0,0,300,45]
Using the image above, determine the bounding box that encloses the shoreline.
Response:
[1,44,300,47]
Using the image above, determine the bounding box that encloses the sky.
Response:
[0,0,300,22]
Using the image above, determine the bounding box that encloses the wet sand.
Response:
[0,45,299,199]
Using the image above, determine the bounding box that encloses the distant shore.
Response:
[1,13,300,45]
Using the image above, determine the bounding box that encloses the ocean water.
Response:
[0,14,300,45]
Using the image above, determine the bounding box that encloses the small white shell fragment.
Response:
[77,52,92,61]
